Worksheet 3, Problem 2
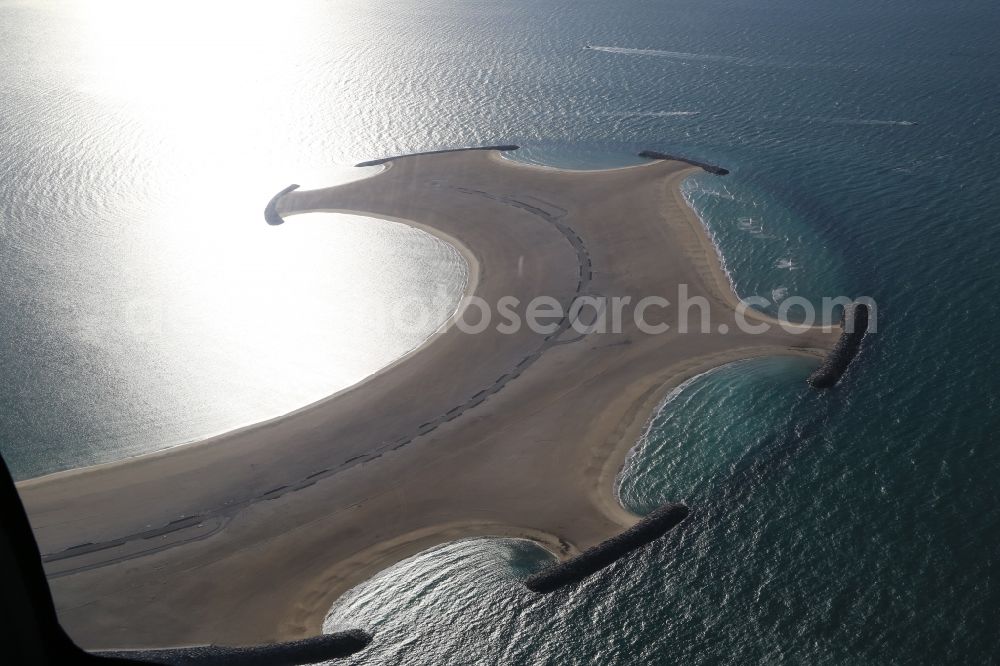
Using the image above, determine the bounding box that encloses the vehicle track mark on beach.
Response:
[40,186,597,572]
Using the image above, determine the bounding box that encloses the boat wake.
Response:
[585,45,792,68]
[607,110,701,117]
[802,116,918,126]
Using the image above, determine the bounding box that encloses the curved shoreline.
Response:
[21,147,841,649]
[22,212,479,489]
[590,344,828,538]
[22,146,824,489]
[296,155,836,604]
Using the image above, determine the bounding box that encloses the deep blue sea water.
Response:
[3,0,1000,662]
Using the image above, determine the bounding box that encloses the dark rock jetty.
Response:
[355,145,520,167]
[524,503,689,594]
[638,150,730,175]
[807,302,870,388]
[96,629,372,665]
[264,184,300,226]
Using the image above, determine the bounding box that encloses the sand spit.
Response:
[20,148,838,648]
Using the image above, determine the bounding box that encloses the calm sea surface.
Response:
[3,0,999,662]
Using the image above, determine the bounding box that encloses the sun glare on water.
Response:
[20,1,468,446]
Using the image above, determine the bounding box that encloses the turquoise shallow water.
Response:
[4,0,1000,662]
[315,0,1000,662]
[616,356,825,515]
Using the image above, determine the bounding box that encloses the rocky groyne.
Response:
[355,145,520,167]
[96,630,372,665]
[807,302,870,388]
[524,503,689,594]
[264,184,300,226]
[638,150,730,175]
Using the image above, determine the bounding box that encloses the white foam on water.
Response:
[680,184,738,296]
[775,258,800,270]
[700,185,737,201]
[737,217,764,234]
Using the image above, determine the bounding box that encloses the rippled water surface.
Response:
[4,0,1000,662]
[0,1,474,477]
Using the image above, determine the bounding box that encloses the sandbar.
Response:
[17,149,839,649]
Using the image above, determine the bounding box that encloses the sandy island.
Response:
[17,149,840,649]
